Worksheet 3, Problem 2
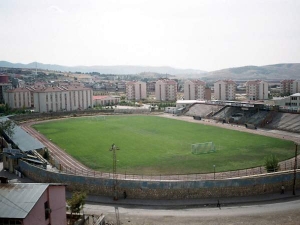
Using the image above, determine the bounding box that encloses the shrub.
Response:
[265,154,280,172]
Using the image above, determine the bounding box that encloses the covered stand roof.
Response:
[3,148,26,159]
[0,117,45,152]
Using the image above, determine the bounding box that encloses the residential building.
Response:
[4,85,93,112]
[126,81,147,100]
[184,80,207,100]
[279,79,300,95]
[33,86,93,112]
[93,95,120,106]
[213,80,236,101]
[4,87,33,109]
[291,80,300,94]
[0,75,13,103]
[245,80,269,100]
[0,183,67,225]
[155,79,177,101]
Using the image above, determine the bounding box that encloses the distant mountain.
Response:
[202,63,300,81]
[0,61,206,76]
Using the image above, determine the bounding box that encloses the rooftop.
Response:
[0,183,49,219]
[291,93,300,97]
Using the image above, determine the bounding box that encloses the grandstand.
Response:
[264,112,300,133]
[185,103,223,118]
[212,106,258,124]
[177,99,300,133]
[245,110,270,126]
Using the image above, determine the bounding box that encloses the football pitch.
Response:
[32,115,295,175]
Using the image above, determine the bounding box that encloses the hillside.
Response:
[202,63,300,81]
[0,61,206,76]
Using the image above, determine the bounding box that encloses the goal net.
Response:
[191,142,216,154]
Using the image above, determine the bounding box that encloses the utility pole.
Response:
[110,144,119,200]
[293,142,298,195]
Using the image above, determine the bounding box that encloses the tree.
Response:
[67,191,86,215]
[0,119,15,148]
[265,154,280,172]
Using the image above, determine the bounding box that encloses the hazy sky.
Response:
[0,0,299,71]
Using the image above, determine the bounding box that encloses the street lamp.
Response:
[293,142,298,195]
[213,165,216,180]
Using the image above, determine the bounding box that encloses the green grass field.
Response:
[32,115,295,175]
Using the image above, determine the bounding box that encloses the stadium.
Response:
[2,101,300,199]
[29,114,295,176]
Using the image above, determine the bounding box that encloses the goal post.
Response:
[191,142,216,154]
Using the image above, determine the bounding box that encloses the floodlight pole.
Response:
[293,143,298,195]
[213,165,216,180]
[110,144,119,200]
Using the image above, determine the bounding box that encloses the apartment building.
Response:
[155,79,177,101]
[0,75,13,103]
[245,80,269,100]
[184,80,207,100]
[280,79,300,95]
[213,80,236,101]
[4,87,33,109]
[126,81,147,100]
[291,80,300,94]
[4,85,93,112]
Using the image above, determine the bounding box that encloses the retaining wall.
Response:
[19,161,300,200]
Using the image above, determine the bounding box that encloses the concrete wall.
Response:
[19,161,300,200]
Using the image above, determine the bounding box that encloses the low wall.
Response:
[19,161,300,199]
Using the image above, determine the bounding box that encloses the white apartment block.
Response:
[280,79,300,95]
[245,80,269,100]
[155,79,177,101]
[184,80,206,100]
[126,81,147,100]
[4,87,33,109]
[291,80,300,94]
[213,80,236,101]
[4,85,93,113]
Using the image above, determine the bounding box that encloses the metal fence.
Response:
[52,159,299,181]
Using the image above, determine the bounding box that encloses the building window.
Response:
[44,201,50,220]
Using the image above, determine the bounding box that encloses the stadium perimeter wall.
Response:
[19,161,300,199]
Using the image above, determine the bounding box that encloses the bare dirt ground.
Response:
[85,199,300,225]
